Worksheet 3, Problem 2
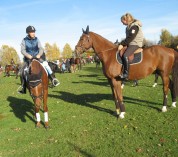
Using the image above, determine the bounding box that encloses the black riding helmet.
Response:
[26,26,36,33]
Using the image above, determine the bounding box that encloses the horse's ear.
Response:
[82,28,85,33]
[86,25,89,34]
[116,39,118,43]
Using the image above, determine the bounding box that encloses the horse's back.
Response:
[140,45,174,73]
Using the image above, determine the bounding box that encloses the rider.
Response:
[11,59,15,65]
[118,13,144,79]
[18,25,60,94]
[10,59,15,69]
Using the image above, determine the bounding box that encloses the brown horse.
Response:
[75,26,178,119]
[28,59,49,128]
[5,64,19,79]
[70,57,82,72]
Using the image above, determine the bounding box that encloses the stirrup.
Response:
[119,73,128,79]
[52,78,60,86]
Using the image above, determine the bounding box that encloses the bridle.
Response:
[76,34,92,53]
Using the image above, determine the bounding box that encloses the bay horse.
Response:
[5,64,19,79]
[75,26,178,119]
[69,57,82,72]
[28,58,49,128]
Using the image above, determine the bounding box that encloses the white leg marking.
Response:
[162,106,167,112]
[121,84,124,89]
[36,113,41,122]
[172,102,176,108]
[152,83,157,87]
[116,109,120,115]
[44,112,49,122]
[119,112,125,119]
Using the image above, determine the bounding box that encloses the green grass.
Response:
[0,64,178,157]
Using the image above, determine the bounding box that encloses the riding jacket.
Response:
[21,36,44,60]
[121,20,144,47]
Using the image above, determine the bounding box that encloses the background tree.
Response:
[143,38,157,47]
[45,43,60,61]
[62,43,73,58]
[159,29,173,47]
[171,35,178,50]
[0,45,20,66]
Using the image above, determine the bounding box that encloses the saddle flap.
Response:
[119,46,143,62]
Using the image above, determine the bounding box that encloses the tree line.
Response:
[0,43,74,66]
[0,29,178,66]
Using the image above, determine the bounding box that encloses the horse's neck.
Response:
[90,32,116,62]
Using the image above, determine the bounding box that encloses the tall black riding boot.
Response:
[18,77,26,94]
[49,74,60,87]
[120,56,129,79]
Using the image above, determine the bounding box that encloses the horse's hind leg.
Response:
[169,78,177,108]
[161,75,170,112]
[153,73,159,87]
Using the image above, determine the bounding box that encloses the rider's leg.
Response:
[42,61,60,86]
[120,45,139,79]
[18,62,28,94]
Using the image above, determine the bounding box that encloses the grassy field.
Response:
[0,64,178,157]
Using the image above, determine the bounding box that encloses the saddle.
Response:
[117,46,143,65]
[120,46,143,62]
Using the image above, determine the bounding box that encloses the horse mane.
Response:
[89,32,117,48]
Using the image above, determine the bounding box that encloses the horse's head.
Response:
[29,60,43,106]
[75,25,93,56]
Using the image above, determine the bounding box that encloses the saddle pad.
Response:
[29,79,42,88]
[116,52,143,65]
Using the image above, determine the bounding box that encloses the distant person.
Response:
[10,58,15,69]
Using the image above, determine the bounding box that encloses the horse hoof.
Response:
[119,112,125,119]
[172,102,176,108]
[35,125,41,128]
[45,126,50,130]
[162,106,167,112]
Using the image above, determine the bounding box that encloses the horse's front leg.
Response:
[43,88,49,128]
[35,103,41,128]
[107,78,120,116]
[112,79,126,119]
[108,78,125,118]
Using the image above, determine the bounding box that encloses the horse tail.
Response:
[172,51,178,97]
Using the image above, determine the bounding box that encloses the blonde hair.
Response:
[121,13,135,24]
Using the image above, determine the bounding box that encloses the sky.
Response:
[0,0,178,60]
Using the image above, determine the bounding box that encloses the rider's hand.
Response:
[118,45,124,51]
[27,54,33,59]
[36,54,41,59]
